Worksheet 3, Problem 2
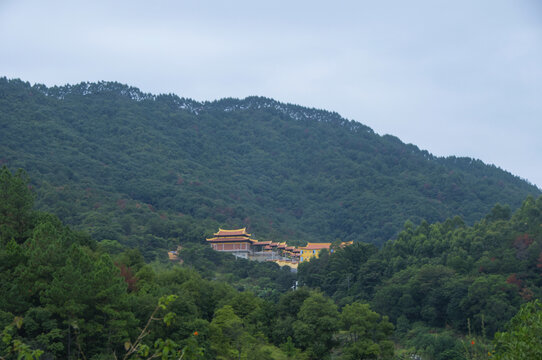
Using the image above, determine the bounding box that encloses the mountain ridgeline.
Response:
[0,77,539,250]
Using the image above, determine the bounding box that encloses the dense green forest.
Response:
[297,197,542,358]
[0,166,396,359]
[0,77,539,257]
[1,77,542,358]
[2,168,541,359]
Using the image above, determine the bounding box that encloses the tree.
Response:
[493,300,542,359]
[42,247,136,358]
[460,275,520,336]
[209,305,245,360]
[293,292,339,359]
[340,302,394,360]
[1,317,43,360]
[0,166,35,244]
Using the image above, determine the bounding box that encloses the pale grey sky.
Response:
[1,0,541,188]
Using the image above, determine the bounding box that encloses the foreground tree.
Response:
[293,292,339,359]
[340,302,394,360]
[209,305,245,360]
[493,300,542,359]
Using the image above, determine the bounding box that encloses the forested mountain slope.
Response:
[297,197,542,358]
[0,77,539,249]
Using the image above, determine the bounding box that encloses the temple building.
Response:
[251,240,272,252]
[298,243,332,263]
[206,228,257,259]
[298,241,354,262]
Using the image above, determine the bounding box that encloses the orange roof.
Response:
[269,243,279,247]
[214,228,251,237]
[300,242,332,250]
[206,236,253,242]
[264,245,272,250]
[253,241,272,245]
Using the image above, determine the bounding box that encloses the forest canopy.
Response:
[1,166,541,359]
[0,77,539,256]
[1,76,542,359]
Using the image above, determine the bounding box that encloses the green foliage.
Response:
[179,243,296,301]
[402,325,464,360]
[0,166,306,359]
[1,317,43,360]
[340,302,394,359]
[122,295,197,360]
[293,292,339,359]
[209,305,245,359]
[299,195,542,357]
[2,72,542,359]
[493,300,542,359]
[0,166,35,245]
[1,78,539,253]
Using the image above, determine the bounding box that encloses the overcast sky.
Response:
[2,0,541,188]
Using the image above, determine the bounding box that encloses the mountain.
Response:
[0,77,539,250]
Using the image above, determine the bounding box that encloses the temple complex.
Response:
[204,227,353,267]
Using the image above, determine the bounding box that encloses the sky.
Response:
[1,0,542,188]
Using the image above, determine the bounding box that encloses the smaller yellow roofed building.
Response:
[298,241,354,262]
[298,243,331,263]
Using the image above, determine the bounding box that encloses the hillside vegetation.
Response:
[298,196,542,357]
[0,78,539,255]
[2,167,541,359]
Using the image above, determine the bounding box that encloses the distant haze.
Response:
[1,0,541,188]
